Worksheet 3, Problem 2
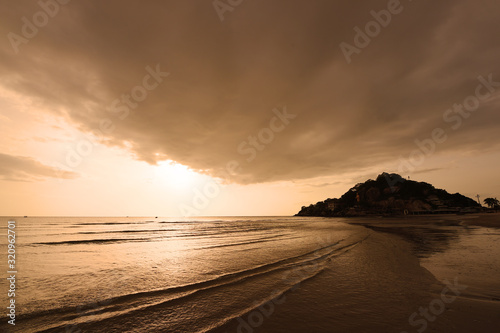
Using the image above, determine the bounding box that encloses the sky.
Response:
[0,0,499,216]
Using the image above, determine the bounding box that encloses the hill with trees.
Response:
[296,173,481,217]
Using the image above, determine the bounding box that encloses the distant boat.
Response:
[155,216,158,218]
[24,216,28,218]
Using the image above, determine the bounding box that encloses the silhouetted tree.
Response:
[484,197,500,208]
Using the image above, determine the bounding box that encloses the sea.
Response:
[0,216,371,332]
[0,216,499,332]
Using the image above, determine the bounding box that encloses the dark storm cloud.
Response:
[0,153,78,181]
[1,0,499,183]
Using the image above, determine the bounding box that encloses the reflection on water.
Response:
[355,215,500,259]
[358,223,461,258]
[0,216,367,332]
[353,215,500,301]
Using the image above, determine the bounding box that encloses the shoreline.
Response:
[214,214,500,332]
[213,223,447,332]
[346,213,500,332]
[4,215,498,332]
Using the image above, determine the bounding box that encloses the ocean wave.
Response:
[21,233,369,332]
[31,238,155,246]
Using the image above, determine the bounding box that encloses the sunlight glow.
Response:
[154,160,201,190]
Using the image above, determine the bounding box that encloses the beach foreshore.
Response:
[214,214,500,332]
[348,213,500,332]
[4,215,498,333]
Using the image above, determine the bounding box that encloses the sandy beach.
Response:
[214,213,500,332]
[352,213,500,332]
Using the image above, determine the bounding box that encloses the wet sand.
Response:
[349,213,500,332]
[215,214,500,332]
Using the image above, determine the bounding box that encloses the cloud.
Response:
[1,0,499,184]
[0,153,78,182]
[412,168,447,175]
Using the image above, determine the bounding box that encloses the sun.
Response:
[154,160,201,190]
